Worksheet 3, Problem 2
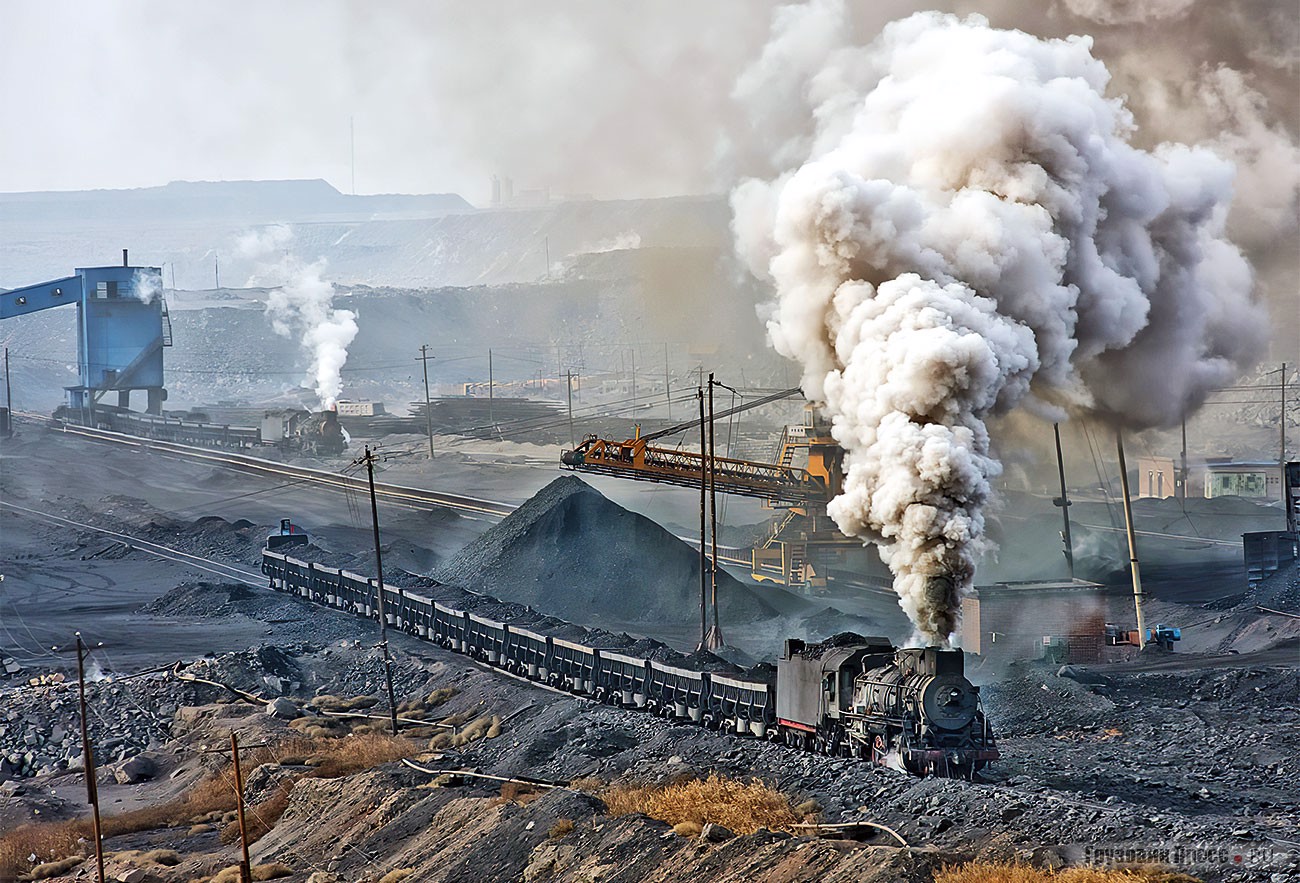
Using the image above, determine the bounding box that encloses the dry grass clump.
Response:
[110,848,182,866]
[197,862,294,883]
[451,714,500,747]
[377,870,414,883]
[143,848,183,866]
[27,855,84,880]
[221,784,294,845]
[548,818,575,839]
[0,732,418,879]
[934,862,1203,883]
[568,777,604,793]
[491,781,543,807]
[602,772,802,836]
[307,732,415,778]
[312,694,378,712]
[398,686,457,716]
[0,821,88,880]
[216,733,415,843]
[188,823,216,836]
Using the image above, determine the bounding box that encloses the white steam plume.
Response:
[130,268,162,304]
[239,225,358,410]
[1058,0,1196,24]
[733,7,1268,646]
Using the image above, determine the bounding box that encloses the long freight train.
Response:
[261,541,999,778]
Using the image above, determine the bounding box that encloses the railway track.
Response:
[0,500,265,587]
[32,416,515,520]
[14,413,905,601]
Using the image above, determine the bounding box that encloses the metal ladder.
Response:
[160,298,173,347]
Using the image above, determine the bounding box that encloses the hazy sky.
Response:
[2,0,1295,214]
[0,1,787,203]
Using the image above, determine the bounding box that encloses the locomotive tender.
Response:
[262,542,998,778]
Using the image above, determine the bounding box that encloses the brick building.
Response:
[960,579,1110,663]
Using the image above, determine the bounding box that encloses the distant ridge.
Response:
[0,179,473,223]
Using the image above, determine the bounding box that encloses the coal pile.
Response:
[436,476,779,627]
[1249,563,1300,611]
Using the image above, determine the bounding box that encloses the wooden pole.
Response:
[4,346,12,433]
[1279,361,1289,496]
[418,345,434,460]
[663,343,671,420]
[697,387,708,651]
[230,732,252,883]
[707,374,723,649]
[488,349,494,430]
[362,447,400,734]
[1052,423,1075,581]
[76,634,105,883]
[1115,432,1147,649]
[566,370,575,449]
[1179,418,1188,502]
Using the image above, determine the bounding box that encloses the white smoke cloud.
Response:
[733,7,1268,645]
[1058,0,1196,24]
[239,224,358,410]
[130,268,163,304]
[1118,63,1300,252]
[584,231,643,253]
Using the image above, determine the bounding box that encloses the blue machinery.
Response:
[0,251,171,416]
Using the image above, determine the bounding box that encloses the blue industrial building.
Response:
[0,254,171,416]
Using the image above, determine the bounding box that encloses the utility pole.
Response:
[417,345,435,460]
[214,256,220,290]
[1279,361,1289,494]
[663,342,671,420]
[1115,432,1147,650]
[630,346,637,407]
[488,349,494,429]
[74,633,106,883]
[704,374,723,651]
[230,732,252,883]
[1179,418,1188,502]
[357,446,400,735]
[544,237,551,280]
[566,370,575,449]
[696,386,708,651]
[1052,423,1075,581]
[4,346,12,433]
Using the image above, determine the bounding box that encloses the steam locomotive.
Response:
[776,635,998,777]
[262,541,998,778]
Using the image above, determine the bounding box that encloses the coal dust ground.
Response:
[1,422,1298,883]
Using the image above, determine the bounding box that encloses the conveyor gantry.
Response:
[0,255,169,415]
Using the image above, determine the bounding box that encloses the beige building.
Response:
[1136,456,1284,502]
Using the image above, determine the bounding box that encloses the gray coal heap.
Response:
[436,475,779,627]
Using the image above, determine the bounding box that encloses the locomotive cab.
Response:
[775,634,894,753]
[266,518,309,551]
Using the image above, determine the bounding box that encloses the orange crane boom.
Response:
[560,434,828,503]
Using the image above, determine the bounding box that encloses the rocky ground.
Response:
[2,426,1298,883]
[0,567,1296,883]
